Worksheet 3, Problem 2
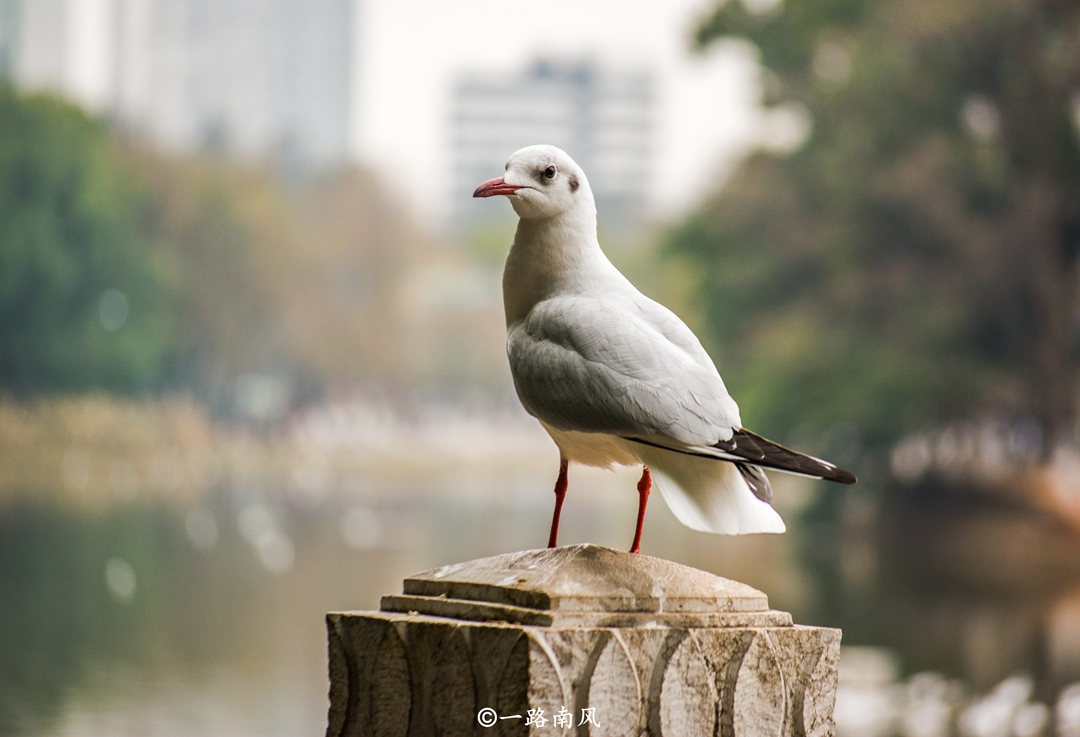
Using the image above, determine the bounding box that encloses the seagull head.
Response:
[473,145,592,220]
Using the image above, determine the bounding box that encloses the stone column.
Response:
[327,544,840,737]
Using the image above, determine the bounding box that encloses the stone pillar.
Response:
[326,544,840,737]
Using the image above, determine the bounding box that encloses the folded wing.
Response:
[507,295,740,446]
[715,429,857,483]
[625,429,857,485]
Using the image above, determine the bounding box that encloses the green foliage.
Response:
[673,0,1080,460]
[0,85,436,404]
[0,87,175,395]
[133,153,301,397]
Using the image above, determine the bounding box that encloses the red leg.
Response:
[630,466,651,554]
[547,458,569,548]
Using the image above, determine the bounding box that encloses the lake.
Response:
[2,460,1080,735]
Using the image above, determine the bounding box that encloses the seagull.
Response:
[474,145,856,554]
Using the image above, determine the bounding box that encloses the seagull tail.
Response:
[634,445,785,535]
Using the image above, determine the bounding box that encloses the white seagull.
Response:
[474,145,856,554]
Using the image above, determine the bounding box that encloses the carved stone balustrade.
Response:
[326,544,840,736]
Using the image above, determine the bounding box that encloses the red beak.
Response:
[473,177,524,198]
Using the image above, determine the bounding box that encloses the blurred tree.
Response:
[288,169,431,393]
[136,155,449,405]
[0,86,506,407]
[0,87,175,395]
[674,0,1080,463]
[132,153,304,403]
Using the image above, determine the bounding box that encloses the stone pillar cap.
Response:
[380,544,793,628]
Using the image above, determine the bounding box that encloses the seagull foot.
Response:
[547,458,569,548]
[630,466,651,554]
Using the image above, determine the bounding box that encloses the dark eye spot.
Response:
[543,164,557,180]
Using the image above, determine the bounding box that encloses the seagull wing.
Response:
[507,294,740,446]
[714,429,857,483]
[509,293,858,487]
[628,429,857,485]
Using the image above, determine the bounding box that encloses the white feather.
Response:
[543,425,785,535]
[636,446,786,535]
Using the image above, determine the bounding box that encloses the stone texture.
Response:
[327,544,840,737]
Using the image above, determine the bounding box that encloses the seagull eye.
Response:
[543,165,557,180]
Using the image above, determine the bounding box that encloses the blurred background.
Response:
[1,0,1080,735]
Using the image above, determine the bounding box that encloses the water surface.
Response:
[2,468,1079,735]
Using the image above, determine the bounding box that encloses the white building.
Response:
[2,0,355,167]
[450,58,655,232]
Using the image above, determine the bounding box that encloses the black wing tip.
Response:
[729,428,858,484]
[736,462,773,503]
[624,432,858,484]
[828,468,858,485]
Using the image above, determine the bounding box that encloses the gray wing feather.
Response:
[507,295,740,446]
